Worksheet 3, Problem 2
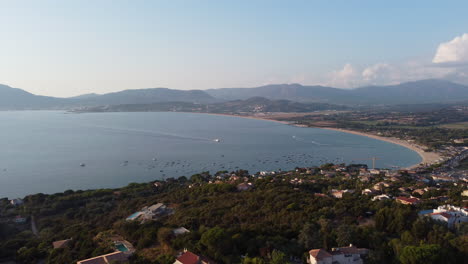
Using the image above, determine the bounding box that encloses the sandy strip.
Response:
[197,112,440,169]
[316,127,441,169]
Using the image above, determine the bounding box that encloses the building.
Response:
[309,245,368,264]
[126,203,173,222]
[237,182,253,191]
[174,250,216,264]
[52,238,72,249]
[330,189,354,199]
[13,216,27,223]
[77,251,128,264]
[372,194,391,201]
[396,196,421,205]
[10,198,23,206]
[428,205,468,228]
[173,227,190,236]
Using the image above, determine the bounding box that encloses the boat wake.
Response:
[89,125,213,142]
[291,135,327,146]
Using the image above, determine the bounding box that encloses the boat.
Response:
[80,163,86,167]
[213,138,221,142]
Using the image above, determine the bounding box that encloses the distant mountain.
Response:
[1,79,468,110]
[206,83,348,103]
[350,79,468,104]
[0,84,65,110]
[0,86,217,109]
[77,88,217,105]
[206,79,468,105]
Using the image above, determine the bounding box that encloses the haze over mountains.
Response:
[1,79,468,110]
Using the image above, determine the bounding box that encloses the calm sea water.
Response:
[0,111,421,198]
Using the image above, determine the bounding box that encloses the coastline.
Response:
[202,112,441,169]
[316,127,441,169]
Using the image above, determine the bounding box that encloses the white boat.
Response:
[213,138,221,142]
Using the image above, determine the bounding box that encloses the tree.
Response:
[270,249,289,264]
[399,244,442,264]
[335,224,357,247]
[298,222,321,250]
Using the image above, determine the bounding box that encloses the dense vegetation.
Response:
[0,168,467,264]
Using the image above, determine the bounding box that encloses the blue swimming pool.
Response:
[115,242,129,252]
[126,211,142,220]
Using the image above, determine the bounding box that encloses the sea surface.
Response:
[0,111,421,198]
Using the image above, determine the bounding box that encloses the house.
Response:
[126,203,173,222]
[174,250,216,264]
[462,190,468,197]
[428,205,468,228]
[53,238,72,249]
[372,194,391,201]
[396,196,421,205]
[309,245,368,264]
[237,182,253,191]
[13,216,27,223]
[77,251,128,264]
[10,198,23,206]
[412,189,426,196]
[330,189,354,199]
[173,227,190,236]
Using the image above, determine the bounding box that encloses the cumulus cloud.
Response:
[322,33,468,88]
[328,63,361,88]
[433,33,468,64]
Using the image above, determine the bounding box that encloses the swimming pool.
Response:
[115,242,129,252]
[126,211,142,220]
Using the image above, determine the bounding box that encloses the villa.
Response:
[396,196,421,205]
[174,250,216,264]
[308,245,368,264]
[173,227,190,236]
[126,203,173,222]
[421,205,468,228]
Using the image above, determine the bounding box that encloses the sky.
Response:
[0,1,468,97]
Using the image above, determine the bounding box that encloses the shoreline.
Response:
[315,127,441,169]
[202,112,440,169]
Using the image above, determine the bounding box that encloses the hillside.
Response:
[1,79,468,110]
[206,79,468,105]
[74,97,348,113]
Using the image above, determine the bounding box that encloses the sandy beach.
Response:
[203,112,441,169]
[316,127,441,169]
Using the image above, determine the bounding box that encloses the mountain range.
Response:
[1,79,468,110]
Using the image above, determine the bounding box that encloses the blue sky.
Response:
[1,1,468,96]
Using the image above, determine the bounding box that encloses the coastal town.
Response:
[1,151,467,263]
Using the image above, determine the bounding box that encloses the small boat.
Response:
[213,138,221,142]
[80,163,86,167]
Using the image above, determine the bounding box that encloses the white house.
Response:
[429,205,468,228]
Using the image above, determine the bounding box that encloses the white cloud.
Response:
[328,63,361,88]
[433,33,468,64]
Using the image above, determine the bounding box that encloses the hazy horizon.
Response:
[1,1,468,97]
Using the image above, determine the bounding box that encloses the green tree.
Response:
[399,244,442,264]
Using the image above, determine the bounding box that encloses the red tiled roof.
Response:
[176,251,200,264]
[52,239,71,249]
[431,212,452,219]
[396,196,420,204]
[309,249,332,260]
